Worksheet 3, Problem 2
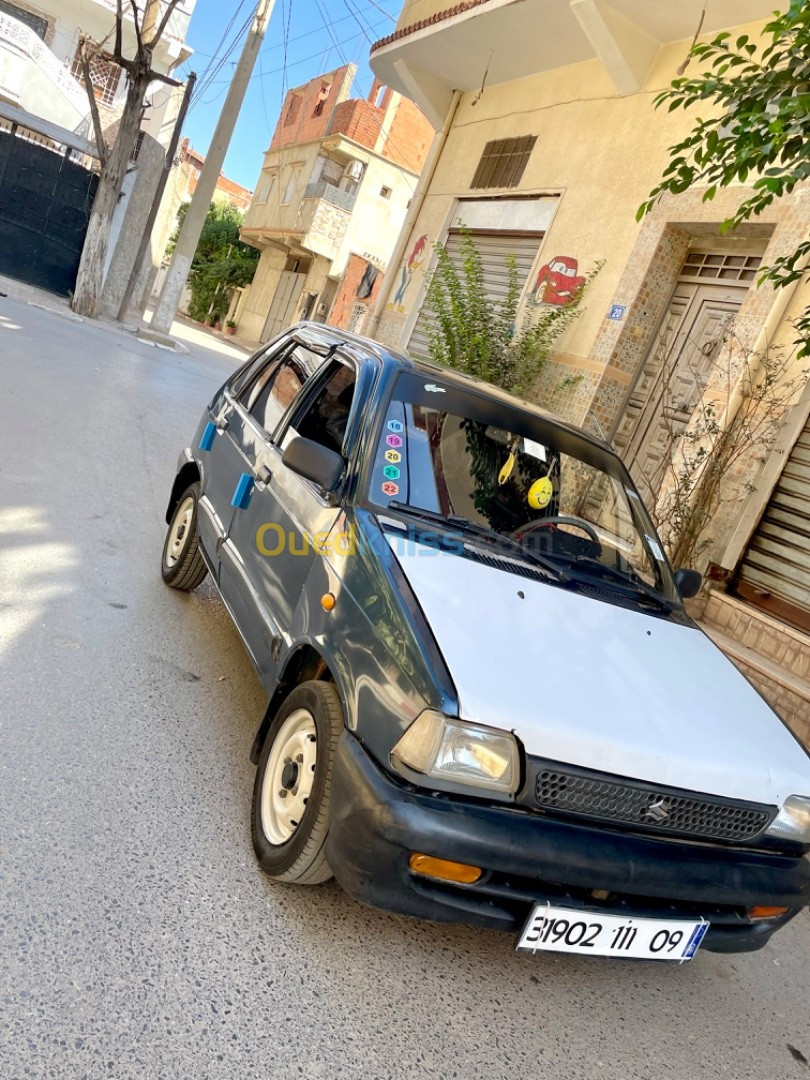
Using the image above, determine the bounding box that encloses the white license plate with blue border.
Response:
[516,904,709,961]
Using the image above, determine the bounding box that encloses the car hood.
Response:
[386,537,810,806]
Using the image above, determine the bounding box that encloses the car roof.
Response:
[291,321,616,458]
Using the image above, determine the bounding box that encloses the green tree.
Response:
[172,202,259,324]
[425,228,599,397]
[638,1,810,352]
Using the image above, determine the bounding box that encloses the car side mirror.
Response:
[282,436,344,493]
[675,568,702,599]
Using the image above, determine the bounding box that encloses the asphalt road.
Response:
[1,296,809,1080]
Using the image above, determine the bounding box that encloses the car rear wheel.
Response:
[251,680,343,884]
[161,482,208,591]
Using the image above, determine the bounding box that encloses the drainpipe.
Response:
[365,89,463,341]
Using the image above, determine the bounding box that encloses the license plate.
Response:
[516,904,709,962]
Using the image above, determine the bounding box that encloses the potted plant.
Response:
[225,319,237,336]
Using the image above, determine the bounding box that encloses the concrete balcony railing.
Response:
[91,0,194,60]
[299,188,352,263]
[0,13,89,132]
[303,179,358,213]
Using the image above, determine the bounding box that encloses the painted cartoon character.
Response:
[390,234,428,311]
[534,255,586,306]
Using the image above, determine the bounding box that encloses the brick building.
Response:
[233,64,432,342]
[178,139,253,212]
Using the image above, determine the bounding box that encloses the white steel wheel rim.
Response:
[261,709,318,846]
[166,496,194,568]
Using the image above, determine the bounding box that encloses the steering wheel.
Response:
[516,515,601,546]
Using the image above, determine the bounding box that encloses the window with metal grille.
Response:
[471,136,537,189]
[0,1,48,39]
[681,251,763,283]
[71,48,122,107]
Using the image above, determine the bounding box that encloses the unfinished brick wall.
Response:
[328,254,384,331]
[271,66,353,150]
[382,97,434,174]
[329,99,385,150]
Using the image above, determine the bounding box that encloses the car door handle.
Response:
[254,463,272,487]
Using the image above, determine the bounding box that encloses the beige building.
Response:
[234,64,433,343]
[0,0,194,147]
[369,0,810,737]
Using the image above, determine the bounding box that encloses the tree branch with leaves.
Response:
[638,1,810,353]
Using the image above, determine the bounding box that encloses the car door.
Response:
[226,356,359,666]
[195,338,291,571]
[218,342,331,676]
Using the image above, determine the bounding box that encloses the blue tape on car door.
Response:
[231,473,254,510]
[199,421,217,452]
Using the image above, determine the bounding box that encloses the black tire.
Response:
[161,481,208,591]
[251,680,343,884]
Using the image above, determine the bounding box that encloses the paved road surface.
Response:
[1,297,808,1080]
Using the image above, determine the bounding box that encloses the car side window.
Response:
[229,340,285,399]
[285,360,357,456]
[242,345,326,439]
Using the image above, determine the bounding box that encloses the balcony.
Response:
[89,0,194,62]
[370,0,778,124]
[303,179,358,213]
[0,13,90,133]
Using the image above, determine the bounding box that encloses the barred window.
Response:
[471,136,537,190]
[71,47,123,107]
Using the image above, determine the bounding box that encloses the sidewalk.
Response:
[0,275,256,363]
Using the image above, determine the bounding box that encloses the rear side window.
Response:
[241,345,327,439]
[285,361,356,456]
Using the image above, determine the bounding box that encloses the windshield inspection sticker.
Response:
[523,438,547,462]
[382,481,399,497]
[424,383,446,393]
[645,535,666,562]
[387,420,404,433]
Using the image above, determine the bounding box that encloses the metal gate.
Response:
[618,249,762,505]
[736,410,810,633]
[407,230,542,359]
[261,270,306,343]
[0,128,98,296]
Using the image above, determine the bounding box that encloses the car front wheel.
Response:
[251,680,343,884]
[161,481,208,591]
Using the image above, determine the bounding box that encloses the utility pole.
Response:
[151,0,275,335]
[117,70,197,323]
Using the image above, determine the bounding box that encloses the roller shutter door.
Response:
[407,230,542,359]
[737,413,810,632]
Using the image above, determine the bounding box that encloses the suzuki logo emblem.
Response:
[645,799,671,822]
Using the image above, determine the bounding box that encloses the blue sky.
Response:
[175,0,403,191]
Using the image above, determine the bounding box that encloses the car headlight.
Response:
[392,710,520,794]
[765,795,810,844]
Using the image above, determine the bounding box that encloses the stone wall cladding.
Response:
[702,592,810,747]
[531,358,601,426]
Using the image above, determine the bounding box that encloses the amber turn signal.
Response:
[748,905,789,921]
[320,592,336,612]
[409,853,483,885]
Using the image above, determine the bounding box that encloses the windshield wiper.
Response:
[386,503,568,582]
[567,557,673,608]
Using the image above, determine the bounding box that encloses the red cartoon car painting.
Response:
[534,255,586,306]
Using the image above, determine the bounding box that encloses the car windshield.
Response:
[368,372,680,604]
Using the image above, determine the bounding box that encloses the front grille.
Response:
[534,765,775,844]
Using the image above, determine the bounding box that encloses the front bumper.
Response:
[326,734,809,953]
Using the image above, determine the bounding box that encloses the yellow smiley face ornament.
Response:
[527,476,553,510]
